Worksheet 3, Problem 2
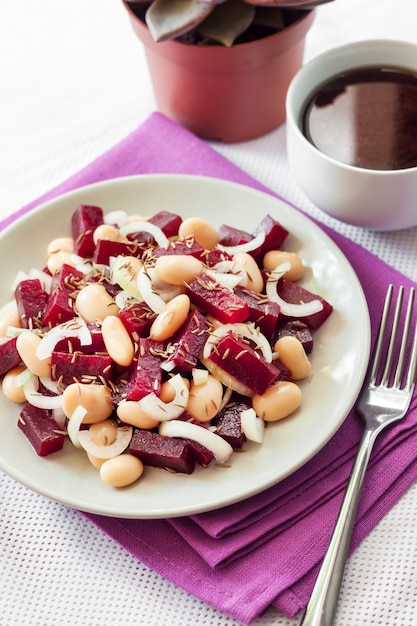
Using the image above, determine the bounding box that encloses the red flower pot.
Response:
[121,3,315,142]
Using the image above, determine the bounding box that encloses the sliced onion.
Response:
[138,374,189,422]
[26,393,63,411]
[5,326,33,338]
[204,268,243,291]
[240,408,265,444]
[28,268,53,293]
[160,358,176,373]
[218,386,233,412]
[13,368,33,388]
[217,231,265,255]
[115,290,135,310]
[39,376,61,395]
[67,405,88,448]
[159,420,233,464]
[192,368,209,386]
[137,266,167,314]
[104,210,128,227]
[146,266,183,303]
[110,255,143,300]
[203,322,272,363]
[266,264,324,317]
[205,259,247,290]
[52,406,67,430]
[24,374,63,410]
[120,221,169,249]
[78,425,133,459]
[36,317,92,360]
[71,254,94,276]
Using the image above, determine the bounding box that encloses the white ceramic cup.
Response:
[286,39,417,231]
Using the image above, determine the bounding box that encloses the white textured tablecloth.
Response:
[1,1,417,625]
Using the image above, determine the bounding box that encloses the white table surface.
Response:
[1,1,417,625]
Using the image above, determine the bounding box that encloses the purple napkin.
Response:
[5,113,417,624]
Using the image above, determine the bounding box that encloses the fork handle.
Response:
[300,427,378,626]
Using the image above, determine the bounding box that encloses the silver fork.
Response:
[301,284,417,626]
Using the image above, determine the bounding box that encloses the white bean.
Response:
[99,454,144,487]
[101,315,134,367]
[263,250,304,281]
[93,224,127,244]
[187,374,223,423]
[47,250,76,274]
[154,255,204,286]
[16,331,52,378]
[252,381,302,422]
[62,382,114,424]
[47,237,74,256]
[232,252,264,292]
[149,294,190,341]
[88,419,118,446]
[0,301,21,337]
[75,283,119,323]
[274,336,311,380]
[2,365,27,403]
[117,400,159,430]
[178,217,220,250]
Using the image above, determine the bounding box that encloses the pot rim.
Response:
[121,1,315,63]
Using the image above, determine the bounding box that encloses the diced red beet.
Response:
[51,352,115,387]
[171,412,214,465]
[148,211,182,238]
[124,338,165,401]
[218,224,252,247]
[0,336,22,376]
[129,429,195,474]
[15,279,48,329]
[50,263,84,291]
[251,214,289,263]
[275,320,314,353]
[186,273,249,324]
[271,357,292,381]
[213,397,250,448]
[186,439,214,466]
[277,279,333,330]
[125,211,183,249]
[200,248,233,267]
[43,264,84,327]
[86,275,121,299]
[53,325,106,355]
[234,286,280,341]
[165,311,209,373]
[151,238,205,259]
[119,302,156,340]
[207,333,279,396]
[93,239,141,265]
[71,204,104,258]
[18,404,65,456]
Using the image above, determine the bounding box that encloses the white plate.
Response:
[0,175,370,518]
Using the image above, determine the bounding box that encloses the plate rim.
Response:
[0,173,371,518]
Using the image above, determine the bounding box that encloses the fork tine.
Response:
[381,285,404,386]
[404,292,417,392]
[369,284,394,383]
[393,287,416,389]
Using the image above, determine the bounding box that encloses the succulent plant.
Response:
[127,0,333,47]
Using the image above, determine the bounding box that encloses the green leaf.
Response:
[146,0,217,42]
[197,0,255,46]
